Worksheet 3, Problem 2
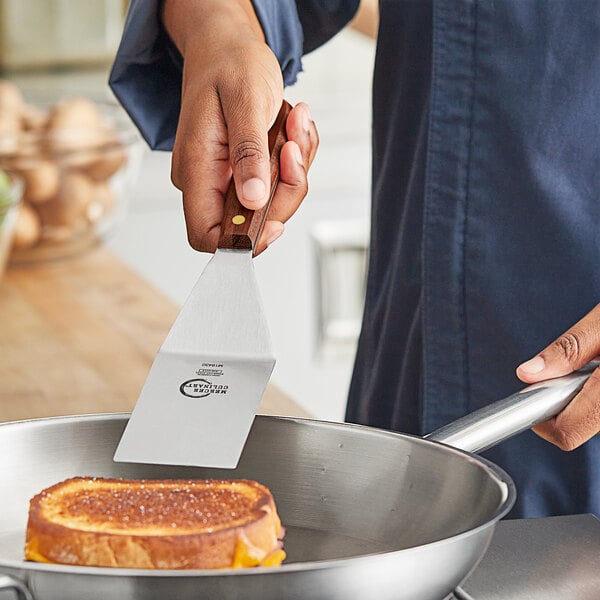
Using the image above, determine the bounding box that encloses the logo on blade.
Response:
[180,378,229,398]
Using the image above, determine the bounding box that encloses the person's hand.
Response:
[162,0,318,254]
[516,303,600,450]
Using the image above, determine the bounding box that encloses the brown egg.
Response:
[85,138,128,181]
[7,130,43,161]
[12,202,41,250]
[21,104,48,132]
[46,96,104,130]
[45,97,104,152]
[21,159,60,204]
[36,172,94,228]
[0,115,21,155]
[45,97,106,157]
[0,80,25,117]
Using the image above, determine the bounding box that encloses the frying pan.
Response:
[0,368,593,600]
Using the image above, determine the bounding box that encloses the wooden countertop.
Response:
[0,246,310,423]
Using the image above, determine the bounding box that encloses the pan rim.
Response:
[0,412,516,577]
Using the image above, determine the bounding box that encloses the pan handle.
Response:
[0,575,34,600]
[425,364,597,453]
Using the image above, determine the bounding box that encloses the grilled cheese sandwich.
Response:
[25,477,285,569]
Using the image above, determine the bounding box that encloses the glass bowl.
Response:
[0,88,143,264]
[0,174,22,278]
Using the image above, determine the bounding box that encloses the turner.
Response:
[114,101,292,468]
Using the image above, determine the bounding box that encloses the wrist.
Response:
[162,0,265,56]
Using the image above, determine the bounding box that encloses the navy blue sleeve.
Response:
[250,0,304,85]
[109,0,183,151]
[109,0,358,151]
[294,1,361,53]
[252,1,360,72]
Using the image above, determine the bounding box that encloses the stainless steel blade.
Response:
[113,248,275,468]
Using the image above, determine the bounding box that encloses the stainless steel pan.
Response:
[0,368,593,600]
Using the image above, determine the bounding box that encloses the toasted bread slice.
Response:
[25,477,286,569]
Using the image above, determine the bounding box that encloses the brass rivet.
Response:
[232,215,246,225]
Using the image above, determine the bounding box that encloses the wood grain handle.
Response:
[218,100,292,254]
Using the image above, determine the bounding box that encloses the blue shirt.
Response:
[110,0,600,519]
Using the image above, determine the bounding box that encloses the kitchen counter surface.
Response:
[0,246,310,423]
[458,513,600,599]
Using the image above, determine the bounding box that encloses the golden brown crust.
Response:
[25,477,285,569]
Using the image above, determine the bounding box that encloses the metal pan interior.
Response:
[0,414,514,572]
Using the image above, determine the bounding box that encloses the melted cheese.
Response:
[25,539,51,563]
[231,535,286,568]
[260,548,286,567]
[26,534,286,569]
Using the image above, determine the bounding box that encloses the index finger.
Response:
[517,303,600,383]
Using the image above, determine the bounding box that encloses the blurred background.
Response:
[0,0,377,421]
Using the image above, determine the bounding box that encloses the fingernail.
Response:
[519,355,545,374]
[267,225,284,246]
[242,178,266,204]
[302,106,311,133]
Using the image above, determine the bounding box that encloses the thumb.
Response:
[516,304,600,383]
[221,95,280,210]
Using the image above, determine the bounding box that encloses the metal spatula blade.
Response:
[114,101,291,468]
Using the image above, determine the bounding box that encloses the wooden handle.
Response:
[218,100,292,254]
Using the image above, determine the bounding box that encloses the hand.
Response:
[516,303,600,450]
[162,0,318,255]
